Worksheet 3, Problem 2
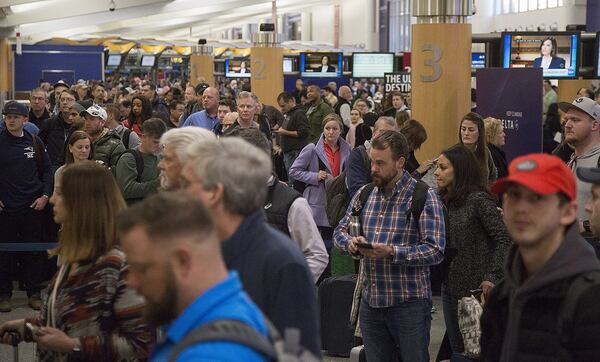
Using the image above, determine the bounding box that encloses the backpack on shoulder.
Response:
[115,149,144,182]
[167,318,320,362]
[325,145,370,228]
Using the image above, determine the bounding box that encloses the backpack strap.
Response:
[351,183,376,217]
[122,128,132,150]
[408,180,430,223]
[120,149,144,182]
[557,270,600,352]
[166,319,277,362]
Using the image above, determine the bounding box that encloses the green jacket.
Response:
[115,150,160,201]
[93,128,125,168]
[306,99,334,143]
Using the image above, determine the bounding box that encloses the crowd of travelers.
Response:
[0,73,600,361]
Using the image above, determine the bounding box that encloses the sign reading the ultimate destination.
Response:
[384,72,411,96]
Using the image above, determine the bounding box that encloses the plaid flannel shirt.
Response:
[334,172,445,307]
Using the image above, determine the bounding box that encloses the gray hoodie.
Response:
[499,224,600,362]
[569,143,600,220]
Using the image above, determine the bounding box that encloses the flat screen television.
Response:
[225,58,251,78]
[472,52,486,69]
[141,55,156,67]
[501,32,580,78]
[107,54,122,67]
[300,52,342,77]
[283,58,294,73]
[352,52,395,78]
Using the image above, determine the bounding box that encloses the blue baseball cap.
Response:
[2,101,29,117]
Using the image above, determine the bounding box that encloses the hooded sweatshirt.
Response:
[568,142,600,220]
[498,224,600,361]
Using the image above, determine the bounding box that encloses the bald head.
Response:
[202,87,220,114]
[339,86,352,101]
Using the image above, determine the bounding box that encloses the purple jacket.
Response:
[289,135,351,227]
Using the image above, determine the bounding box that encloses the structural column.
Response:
[190,44,214,87]
[251,30,283,107]
[411,0,472,160]
[0,37,12,102]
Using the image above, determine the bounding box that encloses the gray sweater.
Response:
[443,191,511,298]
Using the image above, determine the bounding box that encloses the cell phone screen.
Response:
[356,243,374,249]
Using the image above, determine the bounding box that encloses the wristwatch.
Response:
[71,339,82,358]
[583,220,592,233]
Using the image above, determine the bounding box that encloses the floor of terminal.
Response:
[0,291,445,361]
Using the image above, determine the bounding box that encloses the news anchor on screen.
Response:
[237,61,250,74]
[532,37,566,69]
[318,55,336,72]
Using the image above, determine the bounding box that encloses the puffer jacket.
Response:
[93,128,125,168]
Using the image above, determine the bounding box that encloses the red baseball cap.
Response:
[491,153,576,201]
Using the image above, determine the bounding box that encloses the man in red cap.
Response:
[480,153,600,361]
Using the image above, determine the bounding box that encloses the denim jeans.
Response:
[442,287,472,361]
[359,298,432,362]
[283,149,301,184]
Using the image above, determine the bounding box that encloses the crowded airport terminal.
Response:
[1,0,600,361]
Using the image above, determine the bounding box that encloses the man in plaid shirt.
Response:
[334,130,446,362]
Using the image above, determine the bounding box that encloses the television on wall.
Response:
[501,31,580,78]
[225,58,251,78]
[472,52,486,69]
[140,55,156,67]
[300,52,342,77]
[351,52,395,78]
[106,54,122,67]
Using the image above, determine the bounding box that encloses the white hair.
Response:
[160,127,216,163]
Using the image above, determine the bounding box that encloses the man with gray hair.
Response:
[158,127,216,190]
[335,85,353,130]
[180,137,321,356]
[347,116,399,196]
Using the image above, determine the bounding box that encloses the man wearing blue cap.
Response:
[0,101,53,312]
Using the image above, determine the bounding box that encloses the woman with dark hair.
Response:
[577,87,595,100]
[532,37,566,70]
[0,161,154,361]
[399,118,431,177]
[459,112,498,187]
[395,110,411,129]
[54,131,94,185]
[124,95,152,137]
[434,144,511,360]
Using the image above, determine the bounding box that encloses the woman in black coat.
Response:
[433,144,511,359]
[484,117,508,179]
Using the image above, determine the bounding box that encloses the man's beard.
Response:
[143,266,179,327]
[372,171,397,188]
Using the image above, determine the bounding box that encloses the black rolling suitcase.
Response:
[318,274,358,357]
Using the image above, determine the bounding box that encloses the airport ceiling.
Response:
[0,0,334,43]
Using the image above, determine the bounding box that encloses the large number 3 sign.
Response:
[253,58,266,80]
[421,43,442,82]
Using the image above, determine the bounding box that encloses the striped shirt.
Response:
[24,248,154,361]
[334,172,446,307]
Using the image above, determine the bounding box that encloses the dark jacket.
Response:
[28,108,50,130]
[346,144,371,197]
[221,210,320,356]
[533,56,566,69]
[262,104,284,128]
[480,225,600,361]
[38,113,73,169]
[92,128,125,168]
[280,106,310,153]
[0,130,53,211]
[181,102,202,124]
[488,143,508,179]
[264,174,301,235]
[306,99,333,143]
[443,191,511,298]
[152,96,170,120]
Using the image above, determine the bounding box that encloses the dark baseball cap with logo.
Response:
[53,80,70,89]
[2,101,29,117]
[491,153,576,201]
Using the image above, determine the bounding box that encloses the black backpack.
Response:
[325,145,370,228]
[167,318,319,362]
[117,149,144,182]
[292,154,327,194]
[122,128,133,150]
